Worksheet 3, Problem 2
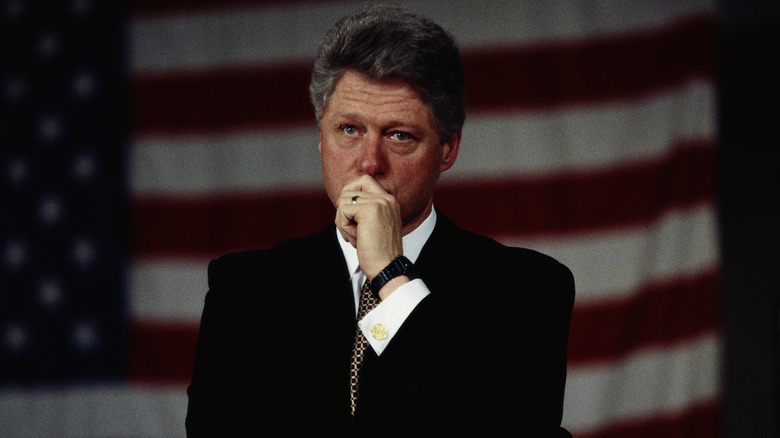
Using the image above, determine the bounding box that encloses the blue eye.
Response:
[344,125,357,135]
[392,132,411,141]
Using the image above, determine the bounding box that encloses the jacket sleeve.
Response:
[185,256,272,437]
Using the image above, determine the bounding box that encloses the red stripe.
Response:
[130,18,714,135]
[129,140,715,258]
[130,0,338,16]
[130,189,335,260]
[438,140,714,239]
[577,401,720,438]
[567,270,720,367]
[128,321,196,384]
[126,270,718,383]
[132,62,314,135]
[464,16,714,112]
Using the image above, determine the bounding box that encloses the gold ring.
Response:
[351,196,358,204]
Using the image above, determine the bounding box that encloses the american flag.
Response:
[1,0,128,416]
[1,0,719,437]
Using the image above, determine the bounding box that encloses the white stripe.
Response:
[129,204,717,321]
[130,127,322,196]
[129,259,210,323]
[130,80,714,196]
[446,79,714,181]
[0,335,718,437]
[0,385,187,438]
[501,204,719,305]
[562,332,721,433]
[131,0,715,74]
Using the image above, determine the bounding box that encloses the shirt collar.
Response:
[337,207,437,279]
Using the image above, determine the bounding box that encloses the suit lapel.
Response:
[279,225,355,422]
[300,224,357,324]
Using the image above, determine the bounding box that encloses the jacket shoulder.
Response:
[206,226,338,289]
[423,213,575,306]
[433,215,572,276]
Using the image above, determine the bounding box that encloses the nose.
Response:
[358,133,386,177]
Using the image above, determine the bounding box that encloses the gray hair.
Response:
[309,4,466,143]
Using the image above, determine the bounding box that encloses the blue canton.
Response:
[0,0,127,385]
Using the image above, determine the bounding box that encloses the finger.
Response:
[342,175,387,195]
[334,197,361,234]
[334,208,357,243]
[338,226,357,247]
[339,190,394,211]
[335,201,356,227]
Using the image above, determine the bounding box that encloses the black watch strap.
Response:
[368,256,419,296]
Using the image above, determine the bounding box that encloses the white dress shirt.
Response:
[336,208,436,355]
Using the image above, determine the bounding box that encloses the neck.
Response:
[401,203,434,236]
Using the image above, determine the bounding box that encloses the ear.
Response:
[439,130,461,173]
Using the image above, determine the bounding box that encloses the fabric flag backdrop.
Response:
[1,0,719,436]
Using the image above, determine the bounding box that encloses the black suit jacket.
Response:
[186,212,575,437]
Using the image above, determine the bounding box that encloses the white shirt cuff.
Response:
[358,278,429,356]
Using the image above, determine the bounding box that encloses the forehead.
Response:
[325,71,430,120]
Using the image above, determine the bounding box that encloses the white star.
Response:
[7,157,29,186]
[72,321,99,352]
[3,323,29,353]
[3,238,28,271]
[4,74,27,102]
[38,114,63,143]
[38,278,65,311]
[70,0,92,18]
[72,237,97,269]
[72,70,96,99]
[72,152,97,182]
[3,0,25,21]
[36,31,61,59]
[38,195,65,226]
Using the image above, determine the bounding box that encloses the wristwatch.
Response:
[368,256,419,296]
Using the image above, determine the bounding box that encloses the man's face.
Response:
[319,70,460,234]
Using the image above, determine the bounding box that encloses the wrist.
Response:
[364,256,397,281]
[377,275,410,300]
[368,256,419,297]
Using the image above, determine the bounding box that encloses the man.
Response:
[186,5,574,437]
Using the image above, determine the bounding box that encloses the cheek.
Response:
[323,148,353,174]
[320,146,354,204]
[321,157,342,191]
[396,158,440,196]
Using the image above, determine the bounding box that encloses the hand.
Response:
[335,175,403,281]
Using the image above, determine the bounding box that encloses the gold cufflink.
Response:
[370,323,387,340]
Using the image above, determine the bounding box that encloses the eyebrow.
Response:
[330,111,427,129]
